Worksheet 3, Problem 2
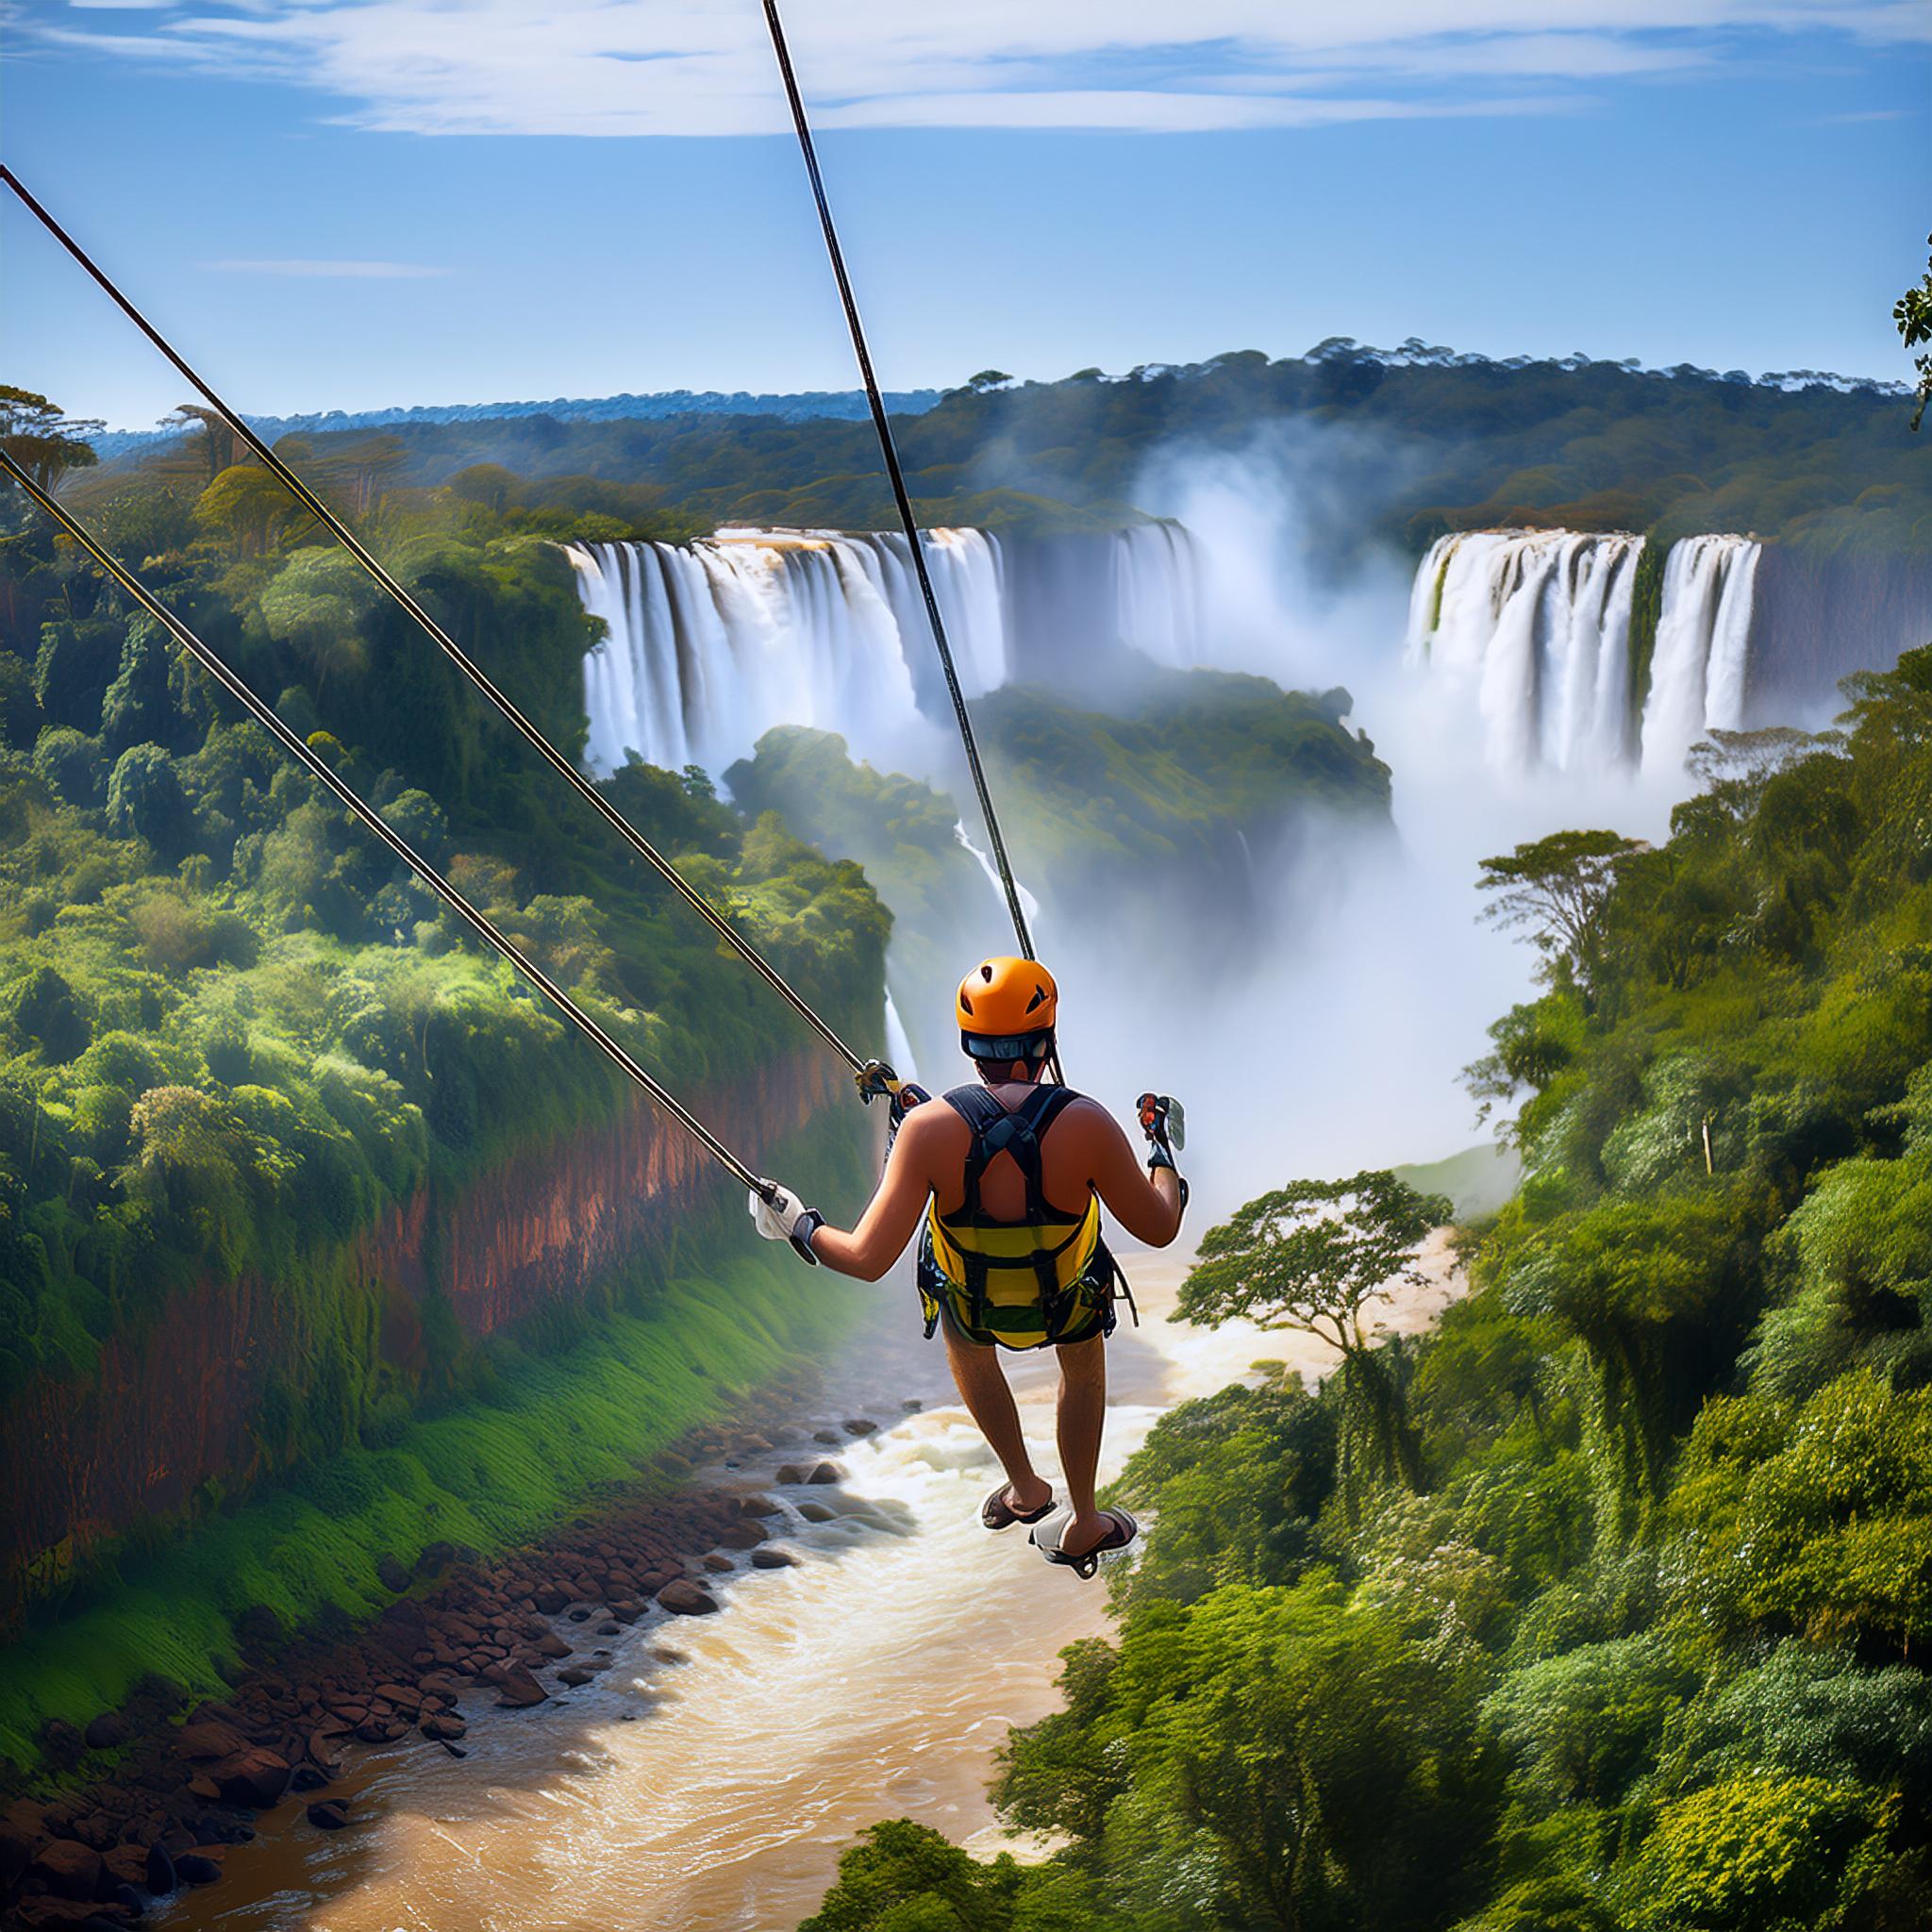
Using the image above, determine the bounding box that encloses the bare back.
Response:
[808,1075,1183,1281]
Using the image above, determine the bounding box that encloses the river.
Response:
[176,1246,1460,1932]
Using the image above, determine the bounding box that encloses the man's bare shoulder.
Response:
[1057,1091,1127,1144]
[895,1093,968,1145]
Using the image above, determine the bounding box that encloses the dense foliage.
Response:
[0,449,890,1613]
[804,647,1932,1931]
[89,347,1930,569]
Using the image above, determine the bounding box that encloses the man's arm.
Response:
[808,1105,942,1280]
[1084,1103,1186,1247]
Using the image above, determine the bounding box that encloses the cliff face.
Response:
[1,1052,846,1619]
[1750,545,1932,719]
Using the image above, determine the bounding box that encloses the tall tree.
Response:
[0,387,103,492]
[1178,1171,1452,1496]
[1477,828,1645,1005]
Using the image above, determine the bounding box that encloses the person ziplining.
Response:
[751,958,1190,1577]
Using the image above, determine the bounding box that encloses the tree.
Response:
[801,1820,1028,1932]
[194,463,306,558]
[1897,229,1932,431]
[0,387,103,492]
[1178,1172,1451,1493]
[107,742,192,858]
[1477,829,1646,1003]
[160,404,239,483]
[5,966,91,1064]
[258,548,379,695]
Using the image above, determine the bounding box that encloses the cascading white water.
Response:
[953,819,1043,933]
[566,530,980,780]
[567,525,1204,786]
[1406,529,1762,777]
[883,989,919,1084]
[1113,521,1205,668]
[1640,534,1763,777]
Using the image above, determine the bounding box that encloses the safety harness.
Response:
[919,1085,1133,1351]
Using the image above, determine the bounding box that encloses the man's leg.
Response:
[942,1320,1053,1514]
[1056,1331,1108,1555]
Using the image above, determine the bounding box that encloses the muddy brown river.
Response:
[174,1249,1457,1931]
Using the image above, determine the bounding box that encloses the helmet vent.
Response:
[1026,985,1048,1012]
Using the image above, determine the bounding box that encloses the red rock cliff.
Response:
[1,1051,846,1620]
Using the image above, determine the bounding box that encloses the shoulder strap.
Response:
[941,1083,1080,1224]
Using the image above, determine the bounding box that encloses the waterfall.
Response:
[1113,522,1205,668]
[953,819,1042,931]
[1640,535,1763,777]
[1406,529,1761,776]
[568,524,1205,784]
[883,989,920,1084]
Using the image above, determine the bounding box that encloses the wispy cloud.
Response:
[30,0,1931,138]
[205,258,448,277]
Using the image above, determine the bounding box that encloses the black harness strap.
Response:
[942,1084,1084,1328]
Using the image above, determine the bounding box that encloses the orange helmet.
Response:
[957,956,1058,1063]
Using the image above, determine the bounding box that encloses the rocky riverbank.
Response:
[0,1370,895,1931]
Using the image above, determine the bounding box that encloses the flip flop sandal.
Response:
[982,1482,1057,1531]
[1030,1507,1139,1580]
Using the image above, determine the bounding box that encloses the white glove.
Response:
[749,1183,824,1265]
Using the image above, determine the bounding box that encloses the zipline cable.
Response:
[1,450,769,1192]
[759,0,1043,974]
[0,164,869,1080]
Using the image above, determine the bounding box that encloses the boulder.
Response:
[717,1522,768,1550]
[531,1586,570,1616]
[494,1666,548,1710]
[796,1501,836,1524]
[701,1554,733,1574]
[806,1462,844,1485]
[306,1801,351,1832]
[740,1494,781,1517]
[29,1840,104,1902]
[143,1843,175,1896]
[15,1901,128,1929]
[290,1766,329,1794]
[211,1747,291,1808]
[176,1721,250,1763]
[375,1556,411,1593]
[420,1713,466,1742]
[656,1580,719,1616]
[534,1633,572,1659]
[175,1848,225,1885]
[101,1847,149,1889]
[0,1815,39,1891]
[774,1464,806,1486]
[39,1720,86,1772]
[751,1546,799,1570]
[84,1714,132,1754]
[843,1419,878,1437]
[415,1541,457,1576]
[812,1429,841,1444]
[555,1667,596,1689]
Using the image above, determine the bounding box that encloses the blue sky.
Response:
[3,0,1926,429]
